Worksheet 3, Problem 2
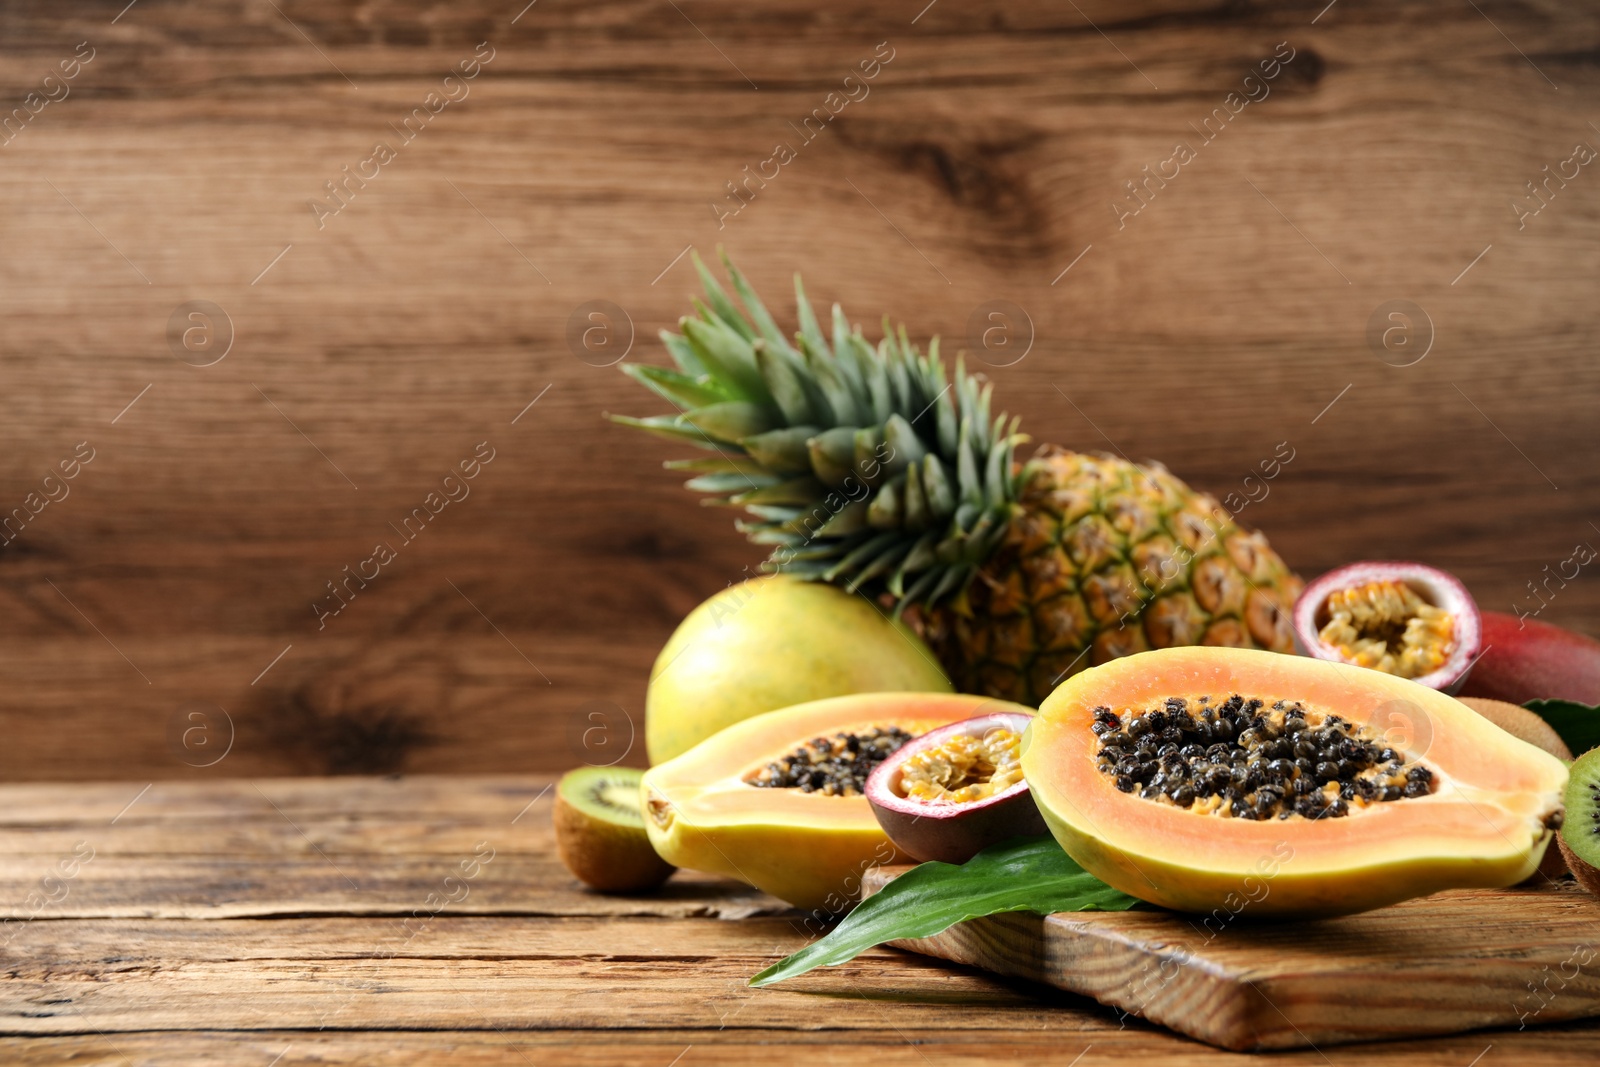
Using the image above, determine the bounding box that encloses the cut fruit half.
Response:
[641,692,1031,912]
[1558,747,1600,898]
[1294,561,1482,694]
[865,710,1045,864]
[1021,647,1568,917]
[1457,696,1572,883]
[554,766,675,892]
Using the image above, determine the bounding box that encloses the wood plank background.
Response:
[0,0,1597,779]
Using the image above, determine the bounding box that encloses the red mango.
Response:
[1458,611,1600,706]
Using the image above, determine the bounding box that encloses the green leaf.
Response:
[902,461,930,532]
[881,413,927,476]
[860,337,893,425]
[682,317,769,403]
[607,414,721,450]
[816,498,870,537]
[928,561,972,603]
[931,341,958,456]
[1523,699,1600,756]
[883,330,914,412]
[693,250,755,341]
[685,471,777,495]
[620,363,731,410]
[831,303,854,372]
[956,419,982,507]
[811,358,861,428]
[660,330,709,379]
[664,456,750,474]
[722,251,791,353]
[737,522,803,547]
[831,326,870,409]
[852,426,886,487]
[748,836,1138,988]
[844,539,913,593]
[808,426,860,488]
[742,426,820,474]
[922,455,957,517]
[866,476,903,529]
[731,475,827,507]
[682,401,776,442]
[755,343,818,426]
[793,275,830,359]
[824,530,899,583]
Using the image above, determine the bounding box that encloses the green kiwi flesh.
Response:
[1557,747,1600,898]
[554,766,675,892]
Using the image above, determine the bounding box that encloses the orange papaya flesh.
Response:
[1022,647,1569,917]
[641,692,1031,912]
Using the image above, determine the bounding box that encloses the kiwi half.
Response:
[554,766,675,892]
[1457,697,1574,761]
[1558,747,1600,898]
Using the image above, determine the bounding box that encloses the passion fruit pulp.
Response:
[1294,561,1482,694]
[865,710,1046,864]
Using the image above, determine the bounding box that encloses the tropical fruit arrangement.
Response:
[551,255,1600,1013]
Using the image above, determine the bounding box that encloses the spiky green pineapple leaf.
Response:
[612,251,1023,611]
[621,363,732,410]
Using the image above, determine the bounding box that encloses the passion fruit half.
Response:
[1293,561,1482,694]
[865,710,1046,864]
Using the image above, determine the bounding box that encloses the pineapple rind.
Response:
[925,449,1303,705]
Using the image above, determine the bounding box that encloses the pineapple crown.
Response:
[612,250,1029,610]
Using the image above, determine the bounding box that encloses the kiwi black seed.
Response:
[1557,747,1600,898]
[1091,695,1437,821]
[554,766,675,892]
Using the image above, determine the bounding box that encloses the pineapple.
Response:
[613,253,1303,706]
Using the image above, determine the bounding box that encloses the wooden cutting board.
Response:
[862,868,1600,1051]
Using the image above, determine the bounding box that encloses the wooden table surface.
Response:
[2,0,1600,782]
[0,774,1595,1065]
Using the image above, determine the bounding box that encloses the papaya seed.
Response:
[746,725,914,797]
[1093,693,1437,820]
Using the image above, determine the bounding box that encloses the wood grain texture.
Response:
[13,1029,1600,1067]
[0,773,1595,1064]
[862,866,1600,1051]
[0,0,1598,779]
[0,775,789,919]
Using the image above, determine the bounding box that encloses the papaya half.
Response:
[641,691,1031,912]
[1021,647,1569,918]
